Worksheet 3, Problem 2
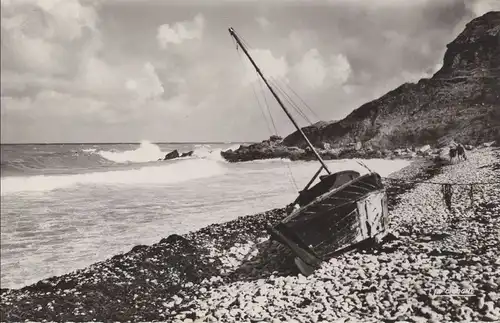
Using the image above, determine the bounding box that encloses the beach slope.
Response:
[1,148,499,322]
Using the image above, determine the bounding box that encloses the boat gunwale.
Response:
[282,171,384,223]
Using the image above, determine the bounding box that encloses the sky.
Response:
[1,0,499,143]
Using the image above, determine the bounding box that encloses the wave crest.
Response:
[97,141,164,163]
[1,159,226,195]
[96,142,241,164]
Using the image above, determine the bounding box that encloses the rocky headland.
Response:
[221,134,496,163]
[222,11,499,163]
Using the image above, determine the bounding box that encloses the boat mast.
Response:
[228,27,331,175]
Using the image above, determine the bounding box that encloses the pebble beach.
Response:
[1,147,499,322]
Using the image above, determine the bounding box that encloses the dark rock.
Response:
[163,150,180,160]
[161,234,190,245]
[130,244,148,253]
[180,151,194,157]
[220,136,420,162]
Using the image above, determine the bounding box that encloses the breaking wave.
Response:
[97,141,164,163]
[96,141,240,164]
[1,159,226,195]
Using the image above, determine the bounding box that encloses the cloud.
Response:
[292,49,351,91]
[2,0,498,143]
[1,0,98,39]
[293,49,328,89]
[75,57,164,102]
[157,14,205,49]
[125,62,164,101]
[242,49,290,85]
[1,0,165,99]
[256,16,271,28]
[465,0,500,16]
[1,0,98,77]
[1,90,107,121]
[329,54,352,85]
[0,96,32,113]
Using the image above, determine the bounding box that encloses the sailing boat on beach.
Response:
[228,28,389,276]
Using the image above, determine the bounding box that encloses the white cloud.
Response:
[466,0,500,16]
[1,0,97,39]
[1,0,99,77]
[0,96,32,113]
[75,58,164,102]
[293,49,327,89]
[125,62,164,101]
[256,16,270,28]
[78,57,121,95]
[1,90,107,118]
[329,53,352,85]
[288,29,318,51]
[157,14,205,49]
[35,0,97,40]
[242,49,290,85]
[2,0,497,143]
[3,30,65,75]
[293,49,351,90]
[2,0,164,103]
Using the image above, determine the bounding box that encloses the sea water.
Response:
[0,141,410,289]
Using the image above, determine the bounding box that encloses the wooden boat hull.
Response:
[267,172,388,274]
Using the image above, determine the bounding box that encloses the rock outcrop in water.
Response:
[283,11,500,150]
[159,150,194,161]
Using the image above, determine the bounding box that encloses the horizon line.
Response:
[0,141,255,145]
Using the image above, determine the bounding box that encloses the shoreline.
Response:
[1,149,498,322]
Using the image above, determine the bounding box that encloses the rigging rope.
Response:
[383,177,499,212]
[256,78,299,192]
[233,33,299,193]
[270,78,314,125]
[256,77,278,134]
[271,77,318,124]
[236,31,317,127]
[233,38,274,135]
[383,178,500,186]
[281,82,321,121]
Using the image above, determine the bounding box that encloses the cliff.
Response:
[283,11,500,150]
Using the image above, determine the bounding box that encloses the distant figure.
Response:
[456,144,467,161]
[449,146,457,163]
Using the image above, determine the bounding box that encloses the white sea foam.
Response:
[97,141,164,163]
[192,144,240,162]
[96,141,240,164]
[0,159,226,195]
